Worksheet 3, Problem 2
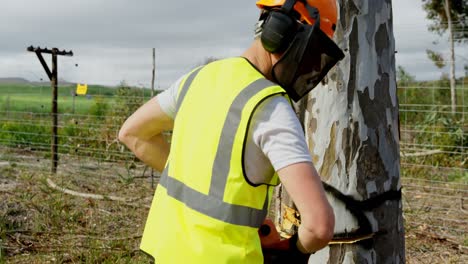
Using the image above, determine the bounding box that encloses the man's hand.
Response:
[277,162,335,253]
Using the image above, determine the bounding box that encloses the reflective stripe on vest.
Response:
[175,67,202,115]
[159,77,278,228]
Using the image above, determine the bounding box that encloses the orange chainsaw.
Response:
[258,219,309,264]
[259,218,376,263]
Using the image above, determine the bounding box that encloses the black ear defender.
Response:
[260,0,298,53]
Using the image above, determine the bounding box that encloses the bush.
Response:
[0,120,49,150]
[110,83,147,124]
[413,109,467,168]
[89,96,109,120]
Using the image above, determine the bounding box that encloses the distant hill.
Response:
[0,77,156,90]
[0,77,31,84]
[0,77,74,86]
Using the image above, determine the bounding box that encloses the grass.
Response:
[0,83,154,115]
[0,83,116,96]
[0,147,467,263]
[0,84,113,115]
[0,83,153,162]
[0,94,98,115]
[0,148,154,263]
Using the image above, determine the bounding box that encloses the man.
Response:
[119,0,344,263]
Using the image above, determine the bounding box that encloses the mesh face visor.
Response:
[272,23,345,102]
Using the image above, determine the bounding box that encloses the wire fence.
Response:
[398,78,467,260]
[0,78,467,260]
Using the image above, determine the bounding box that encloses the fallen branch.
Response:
[46,177,132,202]
[63,234,142,241]
[414,230,465,252]
[400,149,444,157]
[460,193,467,214]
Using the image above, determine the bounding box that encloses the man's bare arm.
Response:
[118,97,173,172]
[277,162,335,253]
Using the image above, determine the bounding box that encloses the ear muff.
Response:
[261,11,297,53]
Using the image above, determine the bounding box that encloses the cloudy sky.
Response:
[0,0,466,88]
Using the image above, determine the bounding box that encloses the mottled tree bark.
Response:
[304,0,405,263]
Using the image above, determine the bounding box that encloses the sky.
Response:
[0,0,466,89]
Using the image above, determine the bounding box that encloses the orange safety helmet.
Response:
[256,0,338,38]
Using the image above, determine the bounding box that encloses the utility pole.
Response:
[302,0,404,262]
[444,0,457,114]
[27,46,73,174]
[151,48,156,188]
[151,48,156,97]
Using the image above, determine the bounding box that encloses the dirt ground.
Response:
[0,148,467,263]
[402,177,467,263]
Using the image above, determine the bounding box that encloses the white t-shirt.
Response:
[157,75,312,184]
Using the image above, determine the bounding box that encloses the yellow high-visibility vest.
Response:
[140,57,288,263]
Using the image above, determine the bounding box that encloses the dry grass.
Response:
[0,151,155,263]
[402,177,468,264]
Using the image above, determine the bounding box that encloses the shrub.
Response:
[89,96,109,120]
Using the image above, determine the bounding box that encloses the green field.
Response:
[0,83,125,115]
[0,83,156,160]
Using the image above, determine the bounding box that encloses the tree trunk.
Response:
[304,0,405,263]
[444,0,457,114]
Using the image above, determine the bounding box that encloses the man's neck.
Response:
[241,40,275,81]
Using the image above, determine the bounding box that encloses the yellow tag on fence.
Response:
[76,83,88,95]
